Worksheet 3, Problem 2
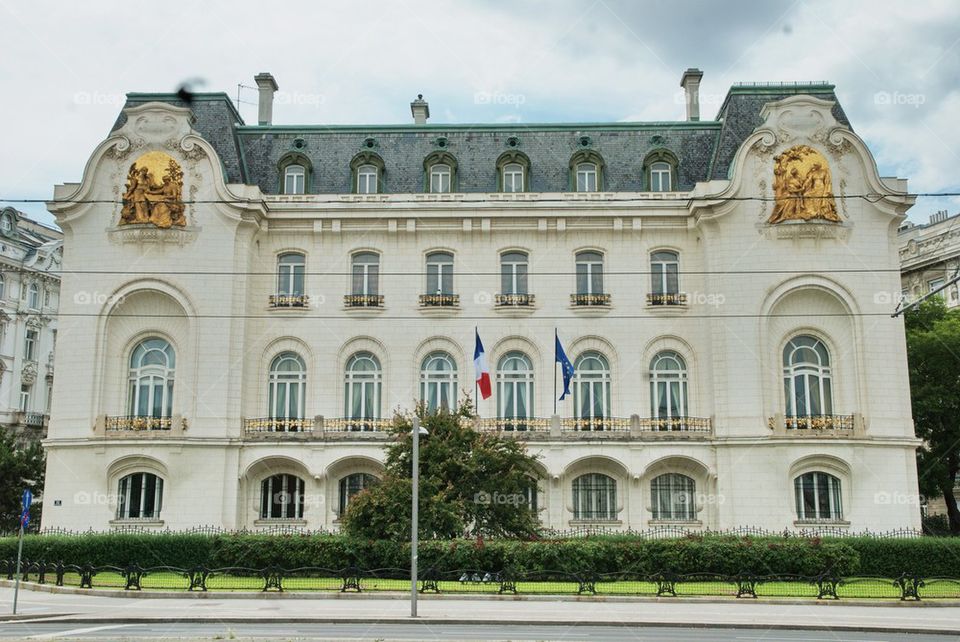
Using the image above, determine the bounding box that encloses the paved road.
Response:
[0,622,958,641]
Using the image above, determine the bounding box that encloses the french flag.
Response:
[474,329,492,400]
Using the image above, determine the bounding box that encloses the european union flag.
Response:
[555,331,575,400]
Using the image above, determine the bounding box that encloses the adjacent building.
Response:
[0,208,61,444]
[899,210,960,308]
[40,71,921,533]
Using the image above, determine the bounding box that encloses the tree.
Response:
[0,427,45,532]
[905,297,960,533]
[341,401,542,540]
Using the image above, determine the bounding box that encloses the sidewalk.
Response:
[1,584,959,635]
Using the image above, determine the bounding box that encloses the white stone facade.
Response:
[40,93,921,533]
[0,208,61,444]
[899,210,960,309]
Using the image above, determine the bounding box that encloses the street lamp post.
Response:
[410,417,427,618]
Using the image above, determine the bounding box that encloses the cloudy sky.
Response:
[1,0,957,226]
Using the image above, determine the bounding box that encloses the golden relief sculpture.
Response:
[120,151,186,229]
[768,145,840,224]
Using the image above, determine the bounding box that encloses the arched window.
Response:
[338,472,379,515]
[649,162,672,191]
[117,472,164,520]
[268,352,306,420]
[283,164,306,195]
[573,352,611,423]
[276,252,305,298]
[500,251,529,296]
[650,351,688,421]
[497,151,530,193]
[570,151,604,192]
[351,152,385,194]
[497,351,534,426]
[783,335,833,418]
[650,251,680,302]
[430,163,451,193]
[344,352,381,426]
[351,252,380,296]
[420,351,458,412]
[425,251,454,295]
[650,473,696,521]
[572,473,616,521]
[259,473,305,520]
[643,149,678,192]
[128,338,175,418]
[794,471,842,520]
[27,283,39,310]
[575,251,604,295]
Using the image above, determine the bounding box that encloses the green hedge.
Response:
[0,534,859,576]
[842,537,960,577]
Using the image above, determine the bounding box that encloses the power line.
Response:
[1,192,958,206]
[50,268,902,276]
[51,312,904,320]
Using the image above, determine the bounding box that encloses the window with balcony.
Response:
[572,251,608,305]
[347,252,382,307]
[259,473,305,520]
[794,471,842,521]
[650,473,696,521]
[783,335,833,420]
[268,352,306,421]
[117,472,164,520]
[273,252,307,307]
[649,250,683,305]
[650,351,688,422]
[423,251,455,305]
[420,351,458,412]
[573,352,611,425]
[497,351,534,428]
[572,473,617,521]
[338,472,380,515]
[127,338,175,419]
[344,352,381,426]
[498,251,532,306]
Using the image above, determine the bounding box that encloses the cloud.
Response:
[1,0,956,224]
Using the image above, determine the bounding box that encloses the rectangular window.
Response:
[500,255,528,295]
[24,329,37,361]
[430,165,451,193]
[19,384,30,412]
[576,164,597,192]
[930,278,946,298]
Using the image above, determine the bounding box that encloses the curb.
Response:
[2,579,958,607]
[1,615,959,635]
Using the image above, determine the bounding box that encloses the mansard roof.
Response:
[110,83,850,194]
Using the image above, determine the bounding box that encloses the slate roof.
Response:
[110,83,850,194]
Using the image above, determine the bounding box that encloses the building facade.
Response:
[40,72,921,532]
[899,210,960,308]
[0,208,61,444]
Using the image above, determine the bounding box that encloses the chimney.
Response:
[410,94,430,125]
[680,68,704,121]
[254,72,279,126]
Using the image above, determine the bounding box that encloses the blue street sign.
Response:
[20,489,31,528]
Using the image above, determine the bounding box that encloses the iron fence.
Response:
[2,559,954,600]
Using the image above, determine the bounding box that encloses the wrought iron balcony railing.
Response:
[781,414,855,431]
[495,293,535,307]
[105,415,173,431]
[244,417,313,433]
[647,292,688,306]
[344,294,385,308]
[19,412,47,428]
[476,417,551,432]
[269,294,310,308]
[570,293,611,307]
[324,417,393,432]
[561,416,631,432]
[419,293,460,307]
[638,416,712,432]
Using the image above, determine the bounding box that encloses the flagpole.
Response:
[553,328,558,416]
[474,326,479,418]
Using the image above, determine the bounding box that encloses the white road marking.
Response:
[26,624,130,639]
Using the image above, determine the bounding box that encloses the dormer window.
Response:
[283,165,305,195]
[649,162,672,191]
[424,152,458,193]
[430,164,451,193]
[497,151,530,193]
[570,151,604,192]
[351,152,385,195]
[643,149,678,192]
[356,165,378,194]
[576,163,597,192]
